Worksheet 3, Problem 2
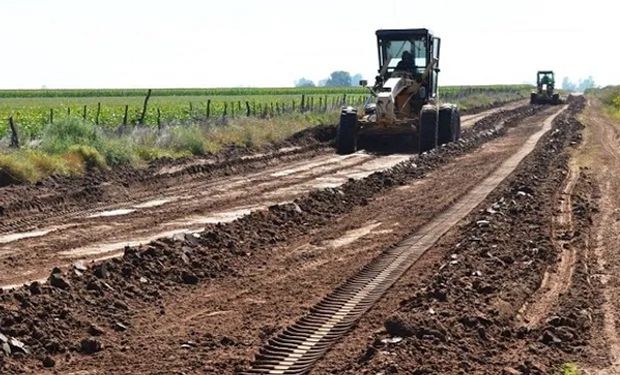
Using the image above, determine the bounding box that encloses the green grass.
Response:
[558,363,581,375]
[591,86,620,118]
[0,111,338,183]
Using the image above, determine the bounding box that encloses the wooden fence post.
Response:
[67,107,71,116]
[300,94,306,112]
[223,102,228,118]
[157,107,161,131]
[82,105,87,120]
[95,102,101,125]
[206,99,211,119]
[246,101,251,117]
[139,89,152,125]
[123,105,129,125]
[50,108,54,124]
[8,117,19,148]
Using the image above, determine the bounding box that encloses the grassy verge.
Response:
[592,86,620,118]
[0,111,337,185]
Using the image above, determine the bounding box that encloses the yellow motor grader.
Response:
[337,28,460,154]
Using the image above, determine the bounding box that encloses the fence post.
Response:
[223,102,228,118]
[246,101,251,117]
[67,107,71,117]
[300,94,306,112]
[157,107,161,132]
[139,89,152,125]
[95,102,101,125]
[82,105,87,120]
[123,105,129,125]
[8,117,19,148]
[50,108,54,124]
[206,99,211,119]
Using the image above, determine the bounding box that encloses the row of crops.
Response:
[0,85,532,139]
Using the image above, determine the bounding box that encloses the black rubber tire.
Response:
[530,92,537,105]
[418,105,438,154]
[438,105,459,145]
[336,107,358,155]
[552,93,560,105]
[453,107,461,141]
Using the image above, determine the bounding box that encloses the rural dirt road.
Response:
[3,97,620,375]
[0,101,523,290]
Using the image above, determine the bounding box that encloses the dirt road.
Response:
[1,99,599,375]
[0,101,525,290]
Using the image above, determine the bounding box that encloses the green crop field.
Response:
[0,85,531,139]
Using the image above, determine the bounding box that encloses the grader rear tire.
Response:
[418,105,438,154]
[336,107,358,155]
[438,105,460,145]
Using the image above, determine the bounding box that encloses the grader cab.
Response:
[530,70,561,105]
[336,28,460,154]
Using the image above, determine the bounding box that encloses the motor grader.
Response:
[530,70,561,105]
[336,28,460,154]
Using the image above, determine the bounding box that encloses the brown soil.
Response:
[314,97,606,375]
[0,102,546,374]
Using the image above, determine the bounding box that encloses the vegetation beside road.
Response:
[0,85,530,185]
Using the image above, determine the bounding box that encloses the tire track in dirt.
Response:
[517,158,579,329]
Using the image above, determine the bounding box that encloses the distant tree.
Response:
[350,73,364,86]
[318,79,328,87]
[324,71,352,87]
[295,78,316,87]
[578,76,596,92]
[562,77,576,92]
[562,76,597,92]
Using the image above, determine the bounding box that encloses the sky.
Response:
[0,0,616,89]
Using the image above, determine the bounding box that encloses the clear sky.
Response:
[0,0,616,89]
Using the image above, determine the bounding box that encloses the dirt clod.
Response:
[80,338,103,354]
[42,356,55,368]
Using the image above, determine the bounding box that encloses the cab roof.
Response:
[375,28,432,38]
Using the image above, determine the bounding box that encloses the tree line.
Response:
[295,71,364,88]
